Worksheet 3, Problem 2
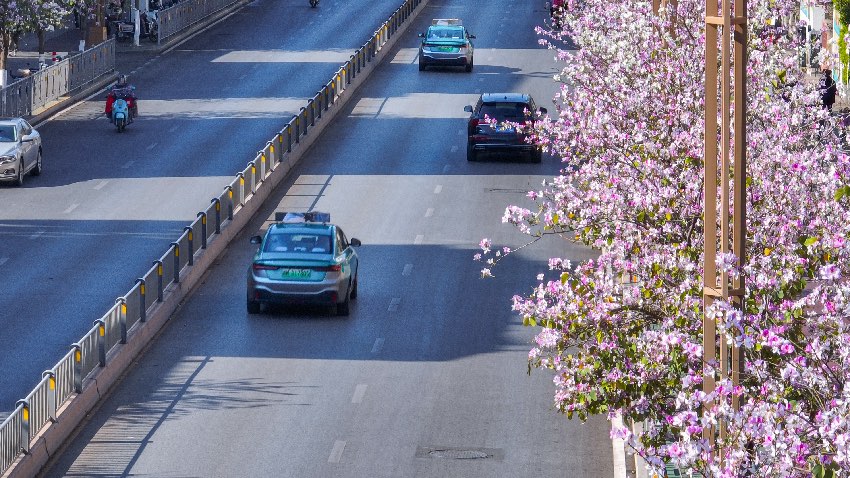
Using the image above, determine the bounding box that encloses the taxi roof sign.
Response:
[275,211,331,223]
[432,18,462,26]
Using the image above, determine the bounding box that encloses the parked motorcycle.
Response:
[112,98,129,133]
[309,0,318,6]
[141,10,159,42]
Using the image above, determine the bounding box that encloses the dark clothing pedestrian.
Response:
[821,70,837,110]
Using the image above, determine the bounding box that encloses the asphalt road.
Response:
[0,0,409,415]
[39,1,615,477]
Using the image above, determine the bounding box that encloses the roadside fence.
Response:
[0,39,115,118]
[0,0,420,475]
[157,0,242,44]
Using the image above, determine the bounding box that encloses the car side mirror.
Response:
[538,107,548,115]
[468,34,476,39]
[418,33,424,38]
[249,235,262,244]
[21,134,34,143]
[349,238,362,247]
[463,105,473,113]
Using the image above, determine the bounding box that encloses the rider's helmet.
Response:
[116,74,129,87]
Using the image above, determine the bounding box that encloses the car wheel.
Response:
[15,158,24,187]
[466,144,477,162]
[247,299,260,314]
[465,59,473,72]
[531,148,542,163]
[337,288,351,316]
[418,60,425,71]
[32,150,42,176]
[350,275,358,300]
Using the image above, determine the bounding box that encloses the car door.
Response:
[17,121,34,171]
[336,228,357,280]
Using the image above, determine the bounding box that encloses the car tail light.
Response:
[316,264,341,272]
[469,118,479,129]
[253,264,279,271]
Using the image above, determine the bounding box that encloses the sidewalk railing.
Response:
[157,0,241,44]
[0,39,115,118]
[0,0,420,474]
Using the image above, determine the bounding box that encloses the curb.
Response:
[28,73,118,128]
[3,1,428,476]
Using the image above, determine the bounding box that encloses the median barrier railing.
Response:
[0,39,115,119]
[157,0,242,45]
[0,0,422,474]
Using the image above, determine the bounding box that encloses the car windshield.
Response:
[0,125,17,142]
[427,27,464,40]
[479,102,530,121]
[264,232,332,254]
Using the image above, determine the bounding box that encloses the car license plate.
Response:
[437,46,456,52]
[281,269,311,279]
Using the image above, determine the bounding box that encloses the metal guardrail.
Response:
[0,39,115,118]
[0,0,419,474]
[157,0,241,44]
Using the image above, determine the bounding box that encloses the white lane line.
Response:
[129,69,137,75]
[371,338,384,354]
[121,160,134,169]
[388,297,401,312]
[457,128,464,135]
[450,145,458,153]
[63,203,79,214]
[434,185,442,194]
[478,77,485,82]
[414,234,423,245]
[239,74,247,80]
[351,384,367,404]
[30,230,45,240]
[169,125,179,133]
[425,208,434,218]
[145,142,158,151]
[442,164,450,173]
[0,258,8,266]
[328,440,346,463]
[93,180,109,190]
[402,263,413,276]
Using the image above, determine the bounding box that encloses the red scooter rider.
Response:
[105,75,138,123]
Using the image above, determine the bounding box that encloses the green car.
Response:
[247,212,361,316]
[418,18,475,72]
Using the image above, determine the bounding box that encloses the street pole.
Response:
[703,0,746,465]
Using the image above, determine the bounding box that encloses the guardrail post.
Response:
[154,260,164,301]
[212,198,221,233]
[294,115,300,142]
[259,151,267,178]
[247,161,257,193]
[15,399,30,453]
[42,370,57,422]
[115,297,127,344]
[307,99,315,126]
[299,107,306,135]
[350,55,356,80]
[315,94,322,119]
[197,212,207,249]
[136,278,147,322]
[94,319,106,366]
[270,140,277,165]
[171,243,180,284]
[184,226,194,265]
[71,343,82,392]
[225,186,234,219]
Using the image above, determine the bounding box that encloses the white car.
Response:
[0,118,42,186]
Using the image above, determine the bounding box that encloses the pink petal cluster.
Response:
[478,0,850,475]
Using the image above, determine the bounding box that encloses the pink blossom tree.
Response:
[480,0,850,475]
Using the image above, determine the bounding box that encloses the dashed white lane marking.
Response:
[129,69,138,75]
[239,74,247,80]
[414,234,423,245]
[328,440,346,463]
[351,384,367,404]
[30,230,45,240]
[478,77,485,82]
[450,145,458,153]
[442,164,450,173]
[457,128,464,135]
[122,160,134,169]
[388,297,401,312]
[169,125,179,133]
[371,338,384,354]
[145,142,158,151]
[63,203,79,214]
[425,208,433,217]
[93,180,109,190]
[402,263,413,276]
[434,185,442,194]
[0,258,8,266]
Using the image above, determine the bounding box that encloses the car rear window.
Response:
[479,102,530,121]
[427,27,465,40]
[265,232,333,254]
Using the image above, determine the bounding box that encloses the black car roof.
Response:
[480,93,532,103]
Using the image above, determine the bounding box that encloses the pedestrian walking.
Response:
[821,69,837,111]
